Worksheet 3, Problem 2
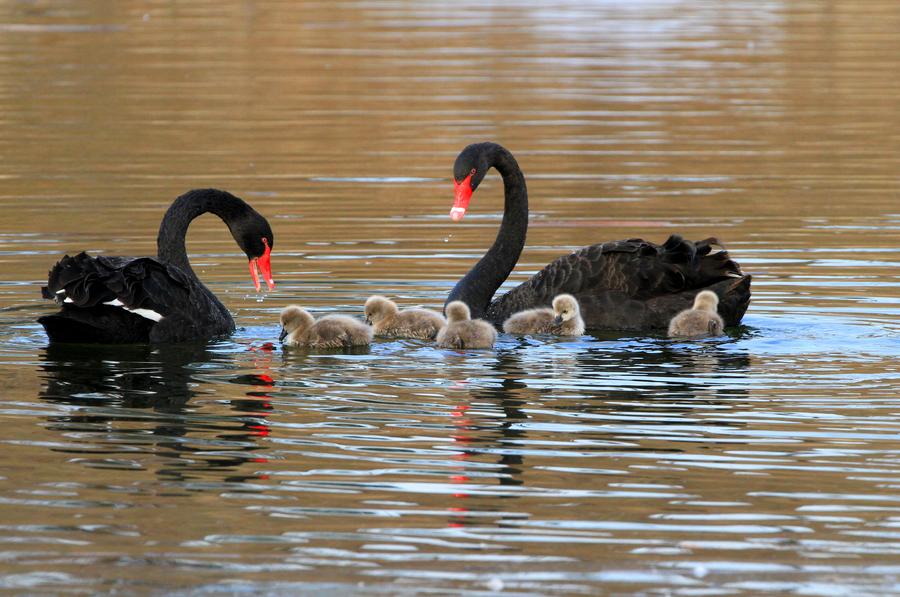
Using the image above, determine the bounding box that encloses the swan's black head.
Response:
[201,188,275,292]
[451,142,503,222]
[233,210,275,292]
[160,189,276,292]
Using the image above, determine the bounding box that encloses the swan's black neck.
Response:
[446,145,528,319]
[156,189,250,278]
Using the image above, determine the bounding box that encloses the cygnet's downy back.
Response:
[280,305,373,348]
[502,293,584,336]
[667,291,725,338]
[365,295,445,339]
[437,301,496,349]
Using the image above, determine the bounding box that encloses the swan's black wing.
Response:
[485,235,750,331]
[39,252,234,343]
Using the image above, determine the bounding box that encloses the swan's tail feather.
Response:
[696,238,743,282]
[660,234,697,264]
[659,235,742,280]
[45,252,117,307]
[718,274,752,327]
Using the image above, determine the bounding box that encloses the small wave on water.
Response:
[1,276,897,594]
[0,220,897,595]
[1,0,899,591]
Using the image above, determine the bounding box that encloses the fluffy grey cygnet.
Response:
[435,301,497,349]
[502,294,585,336]
[280,305,373,348]
[364,295,446,339]
[667,290,725,338]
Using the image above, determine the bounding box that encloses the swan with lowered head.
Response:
[667,290,725,338]
[364,295,446,339]
[280,306,373,348]
[446,142,751,331]
[503,293,585,336]
[39,189,275,344]
[435,301,497,349]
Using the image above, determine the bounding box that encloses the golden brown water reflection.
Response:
[1,0,899,593]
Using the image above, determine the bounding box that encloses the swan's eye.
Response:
[469,168,476,176]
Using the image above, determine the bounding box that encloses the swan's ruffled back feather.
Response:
[485,235,749,330]
[40,252,233,343]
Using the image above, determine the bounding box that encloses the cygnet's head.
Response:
[279,305,314,341]
[692,290,719,313]
[551,294,580,325]
[364,295,398,324]
[445,301,472,323]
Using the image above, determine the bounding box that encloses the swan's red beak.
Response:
[249,241,275,292]
[451,174,473,222]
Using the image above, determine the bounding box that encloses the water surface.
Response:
[1,0,899,594]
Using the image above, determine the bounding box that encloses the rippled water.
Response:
[1,0,899,594]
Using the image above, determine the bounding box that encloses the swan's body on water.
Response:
[39,189,275,344]
[446,142,751,331]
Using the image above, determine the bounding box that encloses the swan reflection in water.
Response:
[441,338,751,528]
[38,343,274,484]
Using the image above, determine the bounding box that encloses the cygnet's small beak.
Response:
[278,327,287,342]
[552,315,564,326]
[365,316,372,325]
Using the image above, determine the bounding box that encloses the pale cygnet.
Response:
[364,295,446,339]
[279,305,373,348]
[502,293,585,336]
[435,301,497,349]
[667,290,725,338]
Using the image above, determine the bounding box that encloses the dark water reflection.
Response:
[1,0,899,593]
[39,343,276,484]
[14,324,894,593]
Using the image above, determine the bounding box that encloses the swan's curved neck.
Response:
[156,189,246,277]
[446,146,528,319]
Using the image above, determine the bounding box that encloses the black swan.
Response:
[445,142,751,331]
[39,188,275,344]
